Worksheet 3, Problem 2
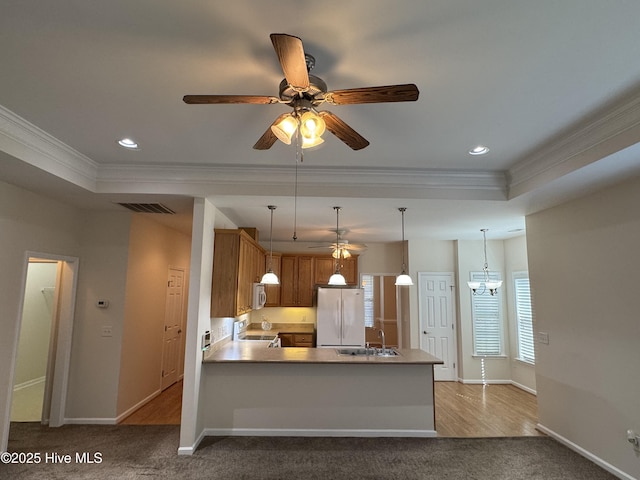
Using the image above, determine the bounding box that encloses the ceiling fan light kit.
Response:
[183,33,419,151]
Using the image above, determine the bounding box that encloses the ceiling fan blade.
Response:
[325,84,419,105]
[253,113,292,150]
[183,95,276,105]
[319,111,370,150]
[270,33,310,91]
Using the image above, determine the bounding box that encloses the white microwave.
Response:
[253,283,267,310]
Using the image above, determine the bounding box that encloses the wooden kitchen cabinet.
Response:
[314,255,359,286]
[211,229,266,317]
[278,331,316,347]
[264,252,281,307]
[280,255,314,306]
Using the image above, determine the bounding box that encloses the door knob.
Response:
[423,331,431,335]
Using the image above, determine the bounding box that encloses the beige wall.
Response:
[527,174,640,479]
[65,211,132,421]
[454,238,511,382]
[0,181,82,449]
[117,214,191,418]
[504,235,536,392]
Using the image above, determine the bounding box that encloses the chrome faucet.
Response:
[378,329,386,351]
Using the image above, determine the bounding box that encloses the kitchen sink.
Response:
[336,347,400,357]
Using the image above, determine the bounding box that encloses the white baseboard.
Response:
[511,380,536,395]
[536,424,635,480]
[13,376,45,391]
[456,378,537,395]
[178,428,207,456]
[115,388,162,423]
[64,418,117,425]
[458,378,512,385]
[203,428,438,438]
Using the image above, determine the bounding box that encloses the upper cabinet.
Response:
[314,255,359,286]
[211,229,266,317]
[280,255,314,307]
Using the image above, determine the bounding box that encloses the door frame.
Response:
[10,252,79,428]
[417,272,458,381]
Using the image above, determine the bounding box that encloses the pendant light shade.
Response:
[467,228,502,295]
[328,206,347,286]
[260,205,279,285]
[395,207,413,286]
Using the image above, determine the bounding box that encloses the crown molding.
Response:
[0,105,98,191]
[96,163,508,201]
[508,87,640,198]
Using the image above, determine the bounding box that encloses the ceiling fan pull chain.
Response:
[292,158,299,241]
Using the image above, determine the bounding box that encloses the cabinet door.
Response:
[314,255,358,286]
[341,257,358,285]
[314,257,336,286]
[264,253,281,307]
[237,236,252,314]
[296,256,314,306]
[279,255,297,306]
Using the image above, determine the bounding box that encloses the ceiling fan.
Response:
[309,229,368,259]
[183,33,420,150]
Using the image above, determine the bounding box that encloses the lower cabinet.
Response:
[279,332,316,347]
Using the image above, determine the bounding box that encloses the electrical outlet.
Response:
[100,325,113,337]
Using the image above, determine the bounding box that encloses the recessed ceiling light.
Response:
[469,145,489,155]
[118,138,140,150]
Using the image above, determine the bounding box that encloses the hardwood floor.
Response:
[118,379,541,437]
[119,380,183,425]
[434,381,543,437]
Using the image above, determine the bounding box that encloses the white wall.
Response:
[179,198,228,453]
[527,174,640,479]
[117,214,191,418]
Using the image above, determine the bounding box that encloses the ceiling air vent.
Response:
[117,203,175,214]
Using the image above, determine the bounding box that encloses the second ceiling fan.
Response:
[183,33,419,151]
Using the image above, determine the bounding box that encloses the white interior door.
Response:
[161,267,184,390]
[418,273,457,381]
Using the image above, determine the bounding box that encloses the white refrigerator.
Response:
[316,287,365,347]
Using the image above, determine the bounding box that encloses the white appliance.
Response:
[316,287,365,348]
[253,283,267,310]
[232,320,280,347]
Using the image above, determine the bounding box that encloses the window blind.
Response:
[362,274,374,328]
[470,271,503,356]
[514,275,535,364]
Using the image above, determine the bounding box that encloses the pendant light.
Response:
[328,206,347,286]
[467,228,502,295]
[395,208,413,286]
[260,205,279,285]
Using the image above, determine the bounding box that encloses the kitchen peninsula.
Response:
[201,343,443,437]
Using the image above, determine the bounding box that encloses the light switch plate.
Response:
[538,331,549,345]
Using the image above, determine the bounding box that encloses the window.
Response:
[361,274,374,327]
[514,273,534,364]
[470,271,503,356]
